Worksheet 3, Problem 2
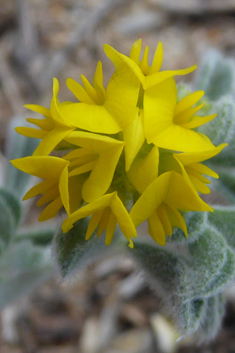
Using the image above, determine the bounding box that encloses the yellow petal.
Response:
[81,74,100,103]
[152,124,215,152]
[129,38,142,64]
[165,204,187,236]
[58,166,70,214]
[191,163,219,179]
[123,108,145,171]
[36,185,59,206]
[64,148,91,160]
[68,154,96,168]
[157,204,172,236]
[23,179,55,200]
[32,126,74,156]
[185,166,210,183]
[104,44,145,86]
[144,65,197,90]
[59,102,121,134]
[15,126,48,139]
[68,175,84,213]
[66,78,94,104]
[62,192,137,247]
[174,104,204,125]
[62,193,114,233]
[97,208,111,237]
[105,212,117,245]
[11,156,69,180]
[127,146,159,194]
[139,45,150,75]
[38,196,63,221]
[188,175,211,194]
[110,193,137,245]
[82,145,124,202]
[86,210,103,240]
[165,171,213,212]
[173,144,227,165]
[180,114,216,129]
[174,91,204,116]
[65,131,124,202]
[130,172,171,227]
[144,78,177,143]
[50,78,68,125]
[26,118,54,131]
[68,160,96,177]
[104,63,140,130]
[130,171,212,227]
[24,104,51,119]
[149,41,163,74]
[93,61,105,94]
[148,211,166,246]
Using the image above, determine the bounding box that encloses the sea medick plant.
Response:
[9,39,235,341]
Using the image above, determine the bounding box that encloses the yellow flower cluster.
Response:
[11,39,226,248]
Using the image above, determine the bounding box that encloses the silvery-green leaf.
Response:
[194,50,235,101]
[4,116,39,199]
[198,96,235,149]
[196,294,225,342]
[0,188,21,252]
[167,211,206,244]
[129,241,206,335]
[53,218,118,279]
[16,225,55,246]
[129,241,187,298]
[207,206,235,250]
[178,298,206,335]
[186,227,228,299]
[0,241,53,307]
[202,247,235,296]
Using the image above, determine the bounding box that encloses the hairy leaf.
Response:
[0,189,21,253]
[208,206,235,250]
[4,117,39,199]
[0,241,53,307]
[53,218,118,279]
[194,50,235,101]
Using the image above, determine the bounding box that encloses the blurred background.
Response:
[1,0,235,352]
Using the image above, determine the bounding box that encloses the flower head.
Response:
[11,40,226,247]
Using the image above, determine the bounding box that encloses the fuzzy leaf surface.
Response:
[4,117,39,199]
[0,241,53,307]
[54,218,117,279]
[0,189,21,253]
[194,50,235,101]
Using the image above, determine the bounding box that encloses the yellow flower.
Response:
[59,61,140,132]
[16,79,75,156]
[62,192,137,248]
[144,77,217,151]
[10,156,84,221]
[130,171,213,246]
[173,144,227,194]
[63,131,124,203]
[104,39,197,90]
